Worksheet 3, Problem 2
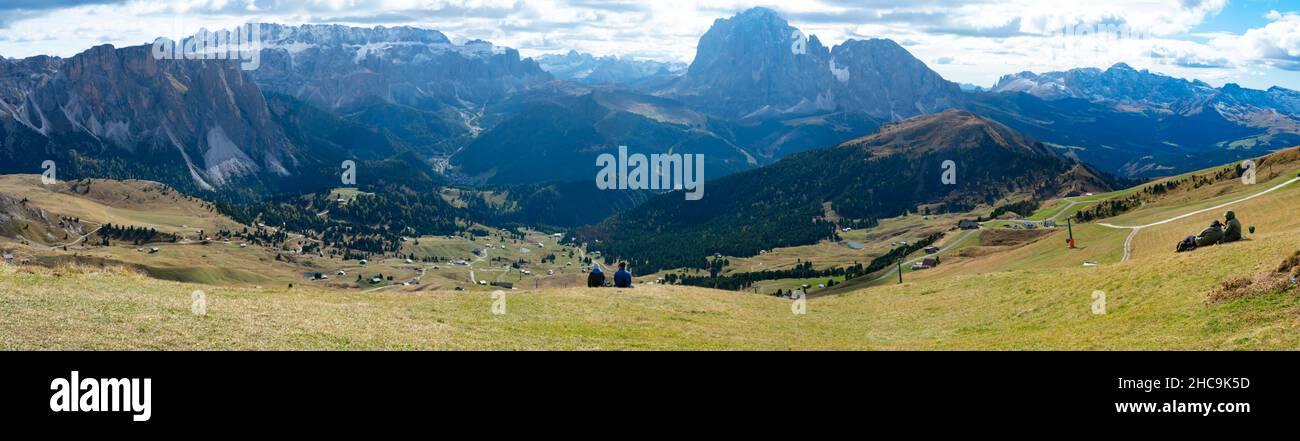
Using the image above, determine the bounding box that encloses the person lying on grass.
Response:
[1177,220,1224,252]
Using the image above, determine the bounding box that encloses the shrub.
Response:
[1206,251,1300,304]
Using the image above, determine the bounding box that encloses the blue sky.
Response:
[1194,0,1283,33]
[2,1,1300,90]
[1184,0,1300,89]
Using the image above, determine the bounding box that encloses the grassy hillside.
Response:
[3,148,1299,350]
[0,175,243,237]
[583,110,1115,274]
[3,226,1297,350]
[0,174,595,292]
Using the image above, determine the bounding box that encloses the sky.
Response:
[2,0,1300,90]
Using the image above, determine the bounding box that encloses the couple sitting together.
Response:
[1176,211,1243,253]
[588,262,633,288]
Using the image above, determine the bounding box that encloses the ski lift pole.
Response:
[897,257,904,284]
[1067,217,1076,249]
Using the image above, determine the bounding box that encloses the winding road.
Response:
[22,223,103,250]
[1098,176,1300,262]
[1049,199,1084,222]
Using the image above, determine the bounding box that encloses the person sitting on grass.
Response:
[614,262,632,288]
[1222,211,1242,243]
[587,264,605,288]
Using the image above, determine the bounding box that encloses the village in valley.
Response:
[0,172,1158,300]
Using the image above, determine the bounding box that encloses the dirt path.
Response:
[26,223,103,250]
[1049,199,1083,222]
[1098,176,1300,262]
[466,246,490,283]
[52,224,102,248]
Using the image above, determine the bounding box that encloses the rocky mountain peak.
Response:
[4,42,298,190]
[675,8,959,120]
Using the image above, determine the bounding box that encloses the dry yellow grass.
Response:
[3,220,1298,350]
[0,175,243,236]
[4,152,1300,350]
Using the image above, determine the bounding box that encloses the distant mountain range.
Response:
[536,50,686,84]
[448,87,887,185]
[580,110,1115,273]
[974,63,1300,177]
[449,7,961,184]
[5,6,1300,231]
[252,23,552,157]
[992,63,1300,119]
[451,91,758,185]
[0,42,443,198]
[255,24,549,110]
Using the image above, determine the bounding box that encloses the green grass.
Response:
[6,151,1300,350]
[4,225,1297,350]
[1025,200,1069,221]
[328,187,372,200]
[752,275,847,295]
[1026,199,1098,222]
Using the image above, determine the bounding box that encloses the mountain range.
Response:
[0,43,304,192]
[252,23,552,158]
[992,63,1300,119]
[0,42,445,199]
[536,50,686,84]
[4,6,1300,233]
[980,63,1300,176]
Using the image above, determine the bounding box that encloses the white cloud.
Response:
[1213,11,1300,71]
[975,0,1228,37]
[2,0,1299,90]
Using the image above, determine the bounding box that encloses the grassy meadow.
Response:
[2,149,1300,350]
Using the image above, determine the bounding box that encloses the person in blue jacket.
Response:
[614,262,633,288]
